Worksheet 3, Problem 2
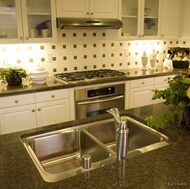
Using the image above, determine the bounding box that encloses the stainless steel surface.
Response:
[116,119,129,161]
[54,69,126,82]
[75,84,125,119]
[106,108,129,161]
[86,117,170,156]
[21,126,116,183]
[21,115,171,183]
[82,154,91,169]
[56,18,123,29]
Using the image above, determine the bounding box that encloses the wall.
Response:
[0,29,189,76]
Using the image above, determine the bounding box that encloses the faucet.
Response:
[106,108,129,161]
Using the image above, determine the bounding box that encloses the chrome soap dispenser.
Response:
[106,108,129,161]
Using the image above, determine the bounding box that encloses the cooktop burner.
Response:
[54,69,126,82]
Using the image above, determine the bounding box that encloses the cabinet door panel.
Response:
[160,0,179,39]
[0,105,36,134]
[129,86,154,108]
[56,0,88,17]
[0,0,23,43]
[90,0,117,18]
[22,0,57,42]
[36,99,70,127]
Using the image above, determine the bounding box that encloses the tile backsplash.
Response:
[0,29,190,76]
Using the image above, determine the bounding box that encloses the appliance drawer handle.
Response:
[77,95,124,105]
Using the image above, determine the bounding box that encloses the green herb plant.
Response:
[0,67,28,86]
[145,75,190,129]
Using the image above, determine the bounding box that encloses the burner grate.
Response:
[54,69,126,82]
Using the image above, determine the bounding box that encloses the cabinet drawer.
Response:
[130,78,154,88]
[0,94,35,109]
[154,76,170,85]
[35,89,69,103]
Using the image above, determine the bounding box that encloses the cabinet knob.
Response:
[20,37,23,40]
[15,100,18,103]
[51,95,55,98]
[141,35,144,37]
[86,12,90,15]
[138,35,141,37]
[162,35,164,37]
[142,82,145,85]
[32,109,35,112]
[38,108,41,111]
[91,12,94,15]
[26,36,29,40]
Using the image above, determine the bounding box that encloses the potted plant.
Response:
[145,74,190,129]
[0,67,28,86]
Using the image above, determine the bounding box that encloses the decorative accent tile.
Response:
[40,46,44,50]
[17,59,21,64]
[29,58,33,63]
[41,58,45,62]
[62,33,66,37]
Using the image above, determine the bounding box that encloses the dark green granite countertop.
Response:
[0,103,190,189]
[0,68,183,97]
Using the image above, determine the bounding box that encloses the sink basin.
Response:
[86,117,170,157]
[21,127,116,182]
[21,115,171,182]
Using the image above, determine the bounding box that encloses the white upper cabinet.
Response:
[160,0,180,39]
[119,0,161,40]
[0,0,57,44]
[180,0,190,39]
[56,0,118,19]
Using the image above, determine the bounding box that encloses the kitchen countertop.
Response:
[0,103,190,189]
[0,67,183,97]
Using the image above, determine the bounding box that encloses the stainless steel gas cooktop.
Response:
[54,69,126,82]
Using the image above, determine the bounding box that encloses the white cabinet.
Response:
[160,0,180,39]
[0,0,57,44]
[119,0,161,40]
[180,0,190,39]
[0,88,74,134]
[35,89,71,127]
[125,75,176,109]
[128,78,154,108]
[56,0,118,19]
[0,94,36,134]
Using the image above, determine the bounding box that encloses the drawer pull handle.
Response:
[51,95,55,98]
[15,100,18,103]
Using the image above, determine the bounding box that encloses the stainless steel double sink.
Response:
[21,116,171,182]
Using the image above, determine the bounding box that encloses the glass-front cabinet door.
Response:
[0,0,21,43]
[22,0,56,42]
[119,0,160,40]
[0,0,56,44]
